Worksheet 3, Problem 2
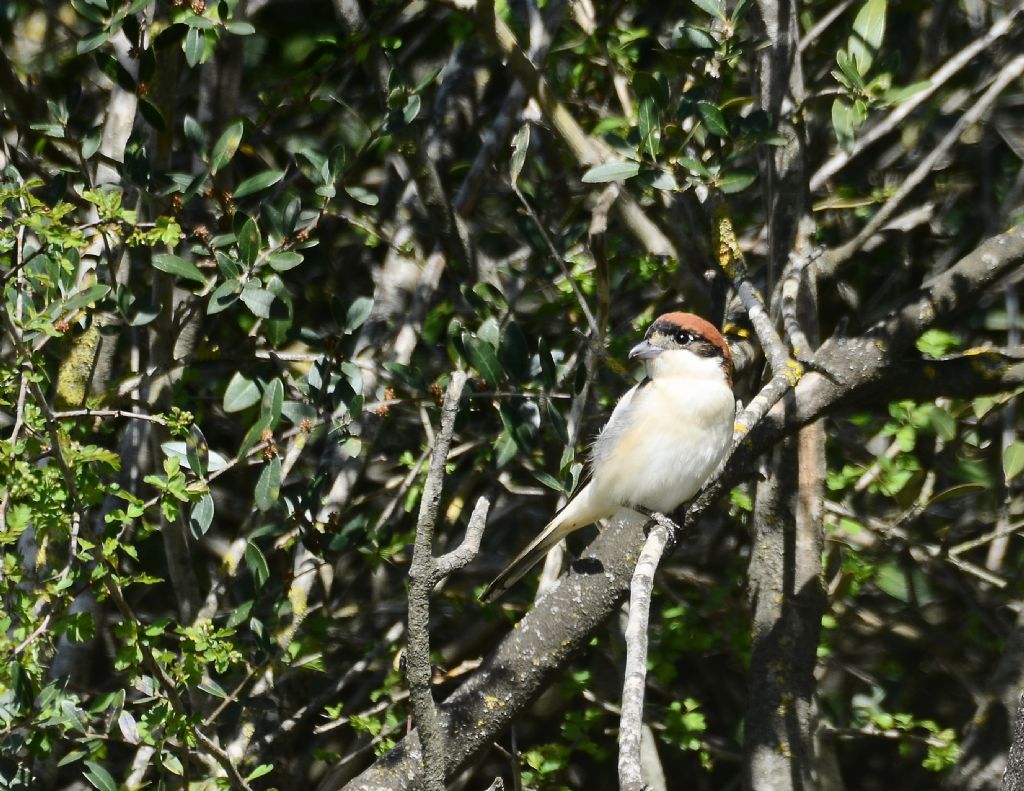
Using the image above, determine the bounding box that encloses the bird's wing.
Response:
[480,379,649,603]
[479,480,609,603]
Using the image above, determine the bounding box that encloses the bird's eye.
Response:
[675,330,692,344]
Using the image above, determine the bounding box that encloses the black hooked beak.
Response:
[628,339,662,361]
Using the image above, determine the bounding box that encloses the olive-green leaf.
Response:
[186,423,209,477]
[260,377,284,427]
[225,20,256,35]
[210,120,244,175]
[582,160,641,183]
[463,332,504,386]
[153,253,206,285]
[238,217,261,268]
[234,169,284,199]
[638,95,660,159]
[537,339,557,389]
[223,372,260,412]
[83,761,117,791]
[240,282,275,318]
[268,251,304,272]
[184,27,204,68]
[77,31,111,55]
[188,492,214,538]
[689,0,726,21]
[238,414,271,458]
[207,278,241,314]
[696,100,729,136]
[345,296,374,334]
[718,170,757,194]
[850,0,886,74]
[510,123,530,188]
[255,456,282,511]
[245,541,269,588]
[61,284,110,314]
[1004,440,1024,481]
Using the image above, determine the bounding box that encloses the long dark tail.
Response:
[479,485,601,603]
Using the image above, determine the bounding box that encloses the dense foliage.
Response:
[2,0,1024,789]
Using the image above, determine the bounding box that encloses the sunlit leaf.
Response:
[153,253,206,285]
[582,161,641,183]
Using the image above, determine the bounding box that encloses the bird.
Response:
[480,311,735,603]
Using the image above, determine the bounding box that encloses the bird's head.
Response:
[629,312,733,387]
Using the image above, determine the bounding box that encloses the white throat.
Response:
[645,348,727,383]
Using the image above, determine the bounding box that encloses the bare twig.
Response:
[618,512,676,791]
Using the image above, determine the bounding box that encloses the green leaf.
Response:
[1004,440,1024,481]
[345,296,374,334]
[696,100,729,136]
[234,169,285,198]
[153,253,206,285]
[831,98,855,151]
[163,752,184,776]
[927,483,986,506]
[493,429,518,468]
[210,120,244,175]
[183,114,205,151]
[545,398,569,444]
[677,23,717,51]
[677,156,712,178]
[267,251,304,272]
[245,541,270,588]
[240,282,275,318]
[510,123,530,188]
[345,185,378,205]
[199,678,228,698]
[255,456,282,511]
[638,95,660,159]
[463,332,504,386]
[239,414,271,458]
[260,378,284,427]
[247,764,274,781]
[874,563,909,602]
[499,320,529,381]
[238,217,261,268]
[186,424,210,477]
[184,27,204,68]
[225,20,256,35]
[689,0,726,20]
[61,284,110,314]
[537,339,557,388]
[531,469,566,493]
[207,278,241,314]
[83,761,117,791]
[582,160,641,183]
[718,170,757,194]
[928,405,956,442]
[78,31,111,55]
[384,361,425,392]
[883,80,931,105]
[835,49,865,90]
[850,0,886,74]
[189,493,214,538]
[224,372,260,412]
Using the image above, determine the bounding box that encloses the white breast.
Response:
[590,352,734,515]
